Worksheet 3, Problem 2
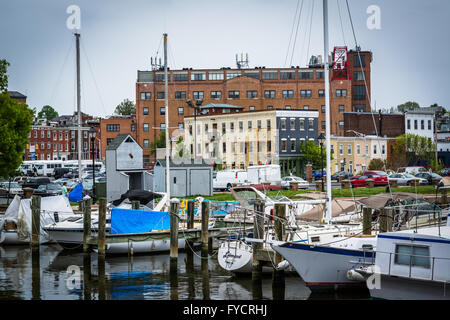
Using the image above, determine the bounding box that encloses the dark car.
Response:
[331,171,353,181]
[64,169,79,179]
[22,177,51,189]
[415,172,442,185]
[54,168,71,179]
[33,183,63,197]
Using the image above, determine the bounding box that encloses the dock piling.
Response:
[97,197,107,255]
[252,200,265,281]
[201,200,210,256]
[362,207,372,235]
[31,195,41,248]
[169,198,180,273]
[273,203,285,280]
[131,200,140,210]
[83,198,92,252]
[187,200,194,229]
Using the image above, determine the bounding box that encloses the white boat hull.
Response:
[104,239,187,255]
[1,230,52,245]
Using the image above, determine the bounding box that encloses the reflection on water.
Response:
[0,245,369,300]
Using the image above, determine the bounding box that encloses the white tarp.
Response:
[1,195,76,243]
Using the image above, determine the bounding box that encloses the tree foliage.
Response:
[368,158,385,170]
[0,59,10,93]
[0,93,34,178]
[115,99,136,115]
[37,105,59,120]
[397,101,419,113]
[390,133,436,170]
[150,130,166,155]
[299,140,333,170]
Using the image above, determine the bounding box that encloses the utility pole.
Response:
[75,33,82,176]
[164,33,170,207]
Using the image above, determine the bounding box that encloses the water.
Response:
[0,245,369,300]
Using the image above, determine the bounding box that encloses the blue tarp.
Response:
[110,208,170,234]
[68,183,83,203]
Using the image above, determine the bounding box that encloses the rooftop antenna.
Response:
[151,56,163,71]
[236,52,249,69]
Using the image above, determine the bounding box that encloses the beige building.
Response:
[330,135,391,175]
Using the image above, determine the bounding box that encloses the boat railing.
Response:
[379,251,450,282]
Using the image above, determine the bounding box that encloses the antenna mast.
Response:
[236,53,249,69]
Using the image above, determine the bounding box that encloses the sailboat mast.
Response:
[323,0,332,222]
[163,33,170,205]
[75,33,82,176]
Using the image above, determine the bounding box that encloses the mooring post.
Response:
[31,195,41,248]
[385,207,393,232]
[170,198,180,273]
[362,207,372,235]
[83,198,92,252]
[97,197,106,255]
[131,200,140,210]
[83,253,91,300]
[186,249,195,299]
[252,200,264,281]
[31,247,41,300]
[98,254,106,300]
[273,203,285,281]
[187,200,194,229]
[201,254,210,300]
[441,188,447,206]
[201,200,210,256]
[79,199,85,213]
[379,208,387,233]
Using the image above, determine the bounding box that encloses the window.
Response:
[175,91,186,99]
[131,124,136,131]
[208,72,224,80]
[357,144,361,155]
[161,123,166,130]
[318,89,325,97]
[143,139,149,148]
[83,141,87,150]
[290,139,296,152]
[282,90,294,98]
[247,90,257,98]
[267,105,273,110]
[239,121,243,132]
[262,72,277,80]
[48,131,51,138]
[281,139,287,152]
[249,106,255,111]
[339,121,344,130]
[189,125,193,135]
[191,73,206,81]
[173,73,188,81]
[347,144,352,155]
[373,144,377,154]
[223,108,230,113]
[83,131,88,139]
[248,121,252,129]
[143,123,149,132]
[210,91,222,99]
[336,89,347,97]
[280,72,295,79]
[230,122,234,132]
[321,105,326,113]
[231,142,236,153]
[226,72,241,80]
[178,107,184,115]
[264,90,276,98]
[154,73,168,82]
[290,118,295,130]
[304,105,309,110]
[414,119,418,130]
[143,107,149,115]
[244,72,259,79]
[267,120,271,130]
[193,91,204,100]
[228,91,240,99]
[395,245,430,268]
[407,119,411,130]
[382,144,385,155]
[160,107,165,115]
[157,91,165,99]
[354,55,366,67]
[421,120,424,130]
[300,90,312,98]
[65,133,68,140]
[141,92,151,100]
[41,142,45,150]
[53,132,57,140]
[257,120,262,129]
[178,123,184,130]
[222,123,226,134]
[365,144,369,155]
[321,121,326,129]
[298,71,313,79]
[316,71,324,79]
[205,124,208,133]
[339,144,343,155]
[354,104,366,112]
[353,85,365,100]
[353,71,365,81]
[280,118,287,130]
[299,119,305,130]
[106,124,120,132]
[285,105,291,110]
[222,142,226,153]
[47,142,51,149]
[339,105,345,113]
[40,131,44,138]
[308,118,314,130]
[267,141,272,152]
[428,120,432,130]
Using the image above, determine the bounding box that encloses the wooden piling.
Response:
[201,255,210,300]
[83,199,92,252]
[362,207,372,235]
[169,199,180,272]
[379,208,387,233]
[441,189,447,205]
[131,200,140,210]
[187,200,194,229]
[273,203,286,279]
[98,254,106,300]
[201,200,210,255]
[252,200,265,281]
[78,199,85,213]
[31,196,41,248]
[385,208,393,232]
[83,253,91,300]
[97,197,106,255]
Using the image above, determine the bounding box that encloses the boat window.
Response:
[362,244,374,251]
[65,217,82,222]
[310,236,320,243]
[395,245,430,268]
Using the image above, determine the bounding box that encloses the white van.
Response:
[246,164,282,186]
[213,170,248,191]
[397,166,427,175]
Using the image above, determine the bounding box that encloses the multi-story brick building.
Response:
[344,111,405,138]
[136,47,372,165]
[99,115,137,161]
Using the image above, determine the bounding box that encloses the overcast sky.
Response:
[1,0,449,117]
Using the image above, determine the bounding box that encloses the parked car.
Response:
[362,170,389,186]
[415,172,443,185]
[22,177,51,189]
[397,166,427,175]
[33,183,63,197]
[331,171,353,181]
[440,168,450,177]
[64,169,79,179]
[388,173,428,186]
[54,167,71,179]
[350,175,371,188]
[281,176,309,189]
[312,170,326,180]
[213,170,248,191]
[0,182,22,195]
[13,176,27,184]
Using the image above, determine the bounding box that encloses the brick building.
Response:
[8,91,27,103]
[136,47,372,165]
[99,115,137,161]
[344,111,405,138]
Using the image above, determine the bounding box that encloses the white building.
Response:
[405,111,435,141]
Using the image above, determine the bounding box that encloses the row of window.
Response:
[190,141,273,155]
[188,119,273,136]
[32,130,70,140]
[330,143,386,156]
[280,118,315,131]
[407,119,433,131]
[141,89,348,101]
[281,138,316,152]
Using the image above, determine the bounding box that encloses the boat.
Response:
[349,224,450,300]
[0,195,79,245]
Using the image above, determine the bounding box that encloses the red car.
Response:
[350,175,371,188]
[363,170,389,186]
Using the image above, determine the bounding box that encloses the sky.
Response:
[1,0,449,117]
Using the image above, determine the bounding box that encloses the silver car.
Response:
[388,173,427,186]
[281,176,309,189]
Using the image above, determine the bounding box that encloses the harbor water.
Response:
[0,244,370,300]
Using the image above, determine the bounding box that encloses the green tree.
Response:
[0,93,34,178]
[115,99,136,115]
[391,133,436,170]
[368,158,385,170]
[150,130,166,155]
[397,101,419,113]
[38,105,59,120]
[299,140,333,170]
[0,59,10,93]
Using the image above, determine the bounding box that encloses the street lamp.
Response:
[318,132,325,192]
[89,127,97,204]
[186,99,203,159]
